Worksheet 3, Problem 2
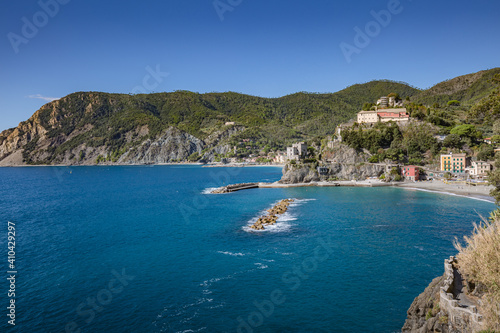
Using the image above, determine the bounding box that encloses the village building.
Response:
[357,110,379,123]
[376,96,404,108]
[402,165,420,181]
[273,152,287,164]
[470,161,492,176]
[357,108,409,124]
[440,153,468,173]
[377,96,388,107]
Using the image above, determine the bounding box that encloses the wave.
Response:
[242,197,314,233]
[216,251,245,257]
[155,260,272,332]
[201,187,219,194]
[175,329,207,333]
[289,198,317,207]
[242,220,293,233]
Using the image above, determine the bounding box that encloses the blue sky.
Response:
[1,0,499,130]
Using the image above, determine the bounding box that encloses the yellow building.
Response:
[440,153,467,173]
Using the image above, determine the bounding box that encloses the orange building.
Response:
[440,153,467,173]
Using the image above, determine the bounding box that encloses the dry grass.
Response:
[454,215,500,331]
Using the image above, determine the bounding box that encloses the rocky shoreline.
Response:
[249,199,294,230]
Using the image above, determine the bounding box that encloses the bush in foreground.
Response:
[454,216,500,331]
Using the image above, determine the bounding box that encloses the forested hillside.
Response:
[0,81,418,165]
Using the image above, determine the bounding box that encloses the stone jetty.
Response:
[211,183,259,194]
[250,199,294,230]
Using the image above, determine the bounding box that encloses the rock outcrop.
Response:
[402,275,451,333]
[118,127,205,164]
[279,143,385,183]
[279,165,320,184]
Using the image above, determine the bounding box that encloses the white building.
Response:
[357,110,379,123]
[357,108,409,124]
[470,161,491,176]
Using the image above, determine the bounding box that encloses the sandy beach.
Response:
[397,181,495,203]
[257,180,496,203]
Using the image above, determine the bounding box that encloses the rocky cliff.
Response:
[402,275,451,333]
[0,92,247,166]
[403,257,487,333]
[279,143,385,183]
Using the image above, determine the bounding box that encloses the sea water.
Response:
[0,166,495,332]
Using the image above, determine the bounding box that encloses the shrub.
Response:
[188,152,200,162]
[394,175,402,181]
[447,100,460,106]
[454,217,500,331]
[425,309,433,320]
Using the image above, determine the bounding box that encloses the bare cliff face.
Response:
[279,143,385,183]
[0,93,245,166]
[117,127,205,164]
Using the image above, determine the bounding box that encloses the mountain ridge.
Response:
[1,68,498,166]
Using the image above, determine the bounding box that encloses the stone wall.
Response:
[439,256,484,333]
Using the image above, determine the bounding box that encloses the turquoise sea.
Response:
[0,166,495,333]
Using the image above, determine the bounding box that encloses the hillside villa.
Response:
[357,108,409,124]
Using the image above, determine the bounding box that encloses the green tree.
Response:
[488,156,500,204]
[387,92,400,100]
[450,124,482,141]
[477,144,495,161]
[362,102,375,111]
[188,152,200,162]
[491,135,500,144]
[443,134,462,148]
[468,73,500,123]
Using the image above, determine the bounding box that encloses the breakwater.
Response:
[211,182,259,193]
[210,180,390,194]
[249,199,294,230]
